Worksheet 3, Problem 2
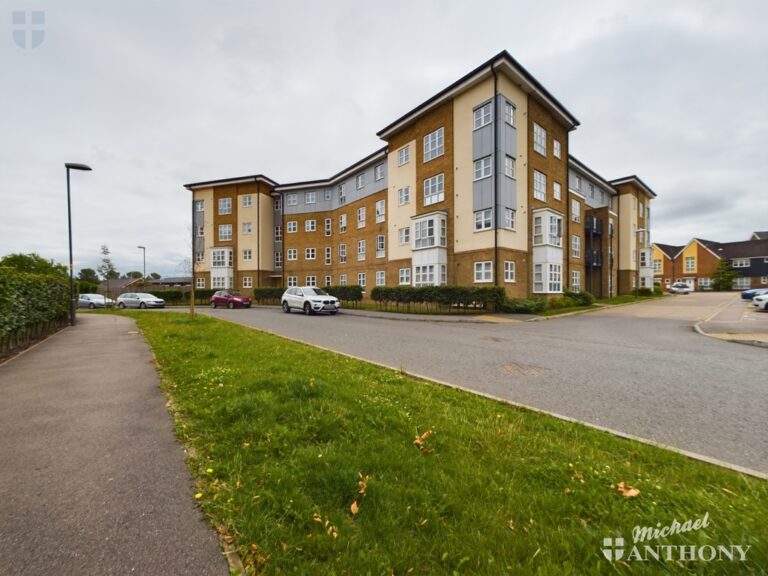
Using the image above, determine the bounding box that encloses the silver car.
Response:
[281,287,339,315]
[78,293,114,309]
[116,292,165,309]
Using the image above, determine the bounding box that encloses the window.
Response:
[572,235,581,258]
[274,198,281,211]
[505,155,516,178]
[218,197,232,215]
[504,208,515,230]
[574,175,582,192]
[398,145,410,165]
[305,191,316,205]
[639,201,644,217]
[286,193,297,206]
[639,250,648,268]
[599,190,605,204]
[195,251,204,263]
[196,277,205,289]
[305,248,316,260]
[274,225,282,241]
[398,186,410,205]
[733,277,750,289]
[533,216,543,245]
[376,235,385,258]
[549,216,562,246]
[374,164,384,181]
[653,259,662,273]
[414,219,435,249]
[242,222,252,234]
[287,276,297,287]
[376,271,385,286]
[414,265,435,287]
[399,268,411,285]
[325,275,333,286]
[399,227,410,245]
[376,199,386,223]
[358,272,366,287]
[218,224,232,241]
[339,244,347,263]
[424,173,445,206]
[572,199,580,223]
[474,102,492,129]
[423,127,444,162]
[212,249,232,267]
[633,250,637,264]
[339,274,347,286]
[534,264,544,292]
[732,258,749,268]
[504,261,515,283]
[699,277,712,289]
[474,156,492,180]
[211,276,226,289]
[504,101,515,126]
[534,170,546,201]
[338,184,346,204]
[287,248,298,261]
[762,276,768,285]
[685,256,695,272]
[553,182,561,201]
[243,276,252,288]
[195,200,204,212]
[553,140,561,159]
[287,221,297,233]
[474,209,492,231]
[242,195,252,207]
[243,249,252,261]
[324,189,332,201]
[571,270,580,292]
[357,207,366,228]
[305,219,316,232]
[306,276,316,287]
[533,123,547,155]
[357,239,366,260]
[356,173,365,189]
[325,246,332,265]
[196,226,204,238]
[339,214,347,233]
[549,264,562,292]
[534,213,562,246]
[474,261,493,283]
[324,218,332,236]
[274,251,282,268]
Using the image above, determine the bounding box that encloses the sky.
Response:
[2,0,767,277]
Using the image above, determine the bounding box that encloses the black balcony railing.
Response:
[587,250,603,266]
[585,216,603,234]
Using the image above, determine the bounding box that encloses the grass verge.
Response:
[128,312,766,574]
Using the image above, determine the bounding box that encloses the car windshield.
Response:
[137,293,157,298]
[228,291,242,296]
[307,288,328,296]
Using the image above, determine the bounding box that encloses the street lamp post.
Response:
[137,245,146,288]
[65,163,92,326]
[635,228,647,299]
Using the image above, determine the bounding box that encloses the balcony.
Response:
[586,250,603,267]
[585,216,603,234]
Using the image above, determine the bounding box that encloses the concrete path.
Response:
[0,315,228,576]
[695,294,768,346]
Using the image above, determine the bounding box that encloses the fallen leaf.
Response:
[564,487,572,494]
[350,501,359,516]
[617,481,640,498]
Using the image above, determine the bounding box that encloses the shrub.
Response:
[637,287,654,297]
[500,297,547,314]
[546,296,578,310]
[369,286,505,311]
[653,285,664,296]
[251,287,284,304]
[326,285,364,304]
[563,289,595,306]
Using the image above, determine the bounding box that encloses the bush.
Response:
[500,297,547,314]
[326,285,364,305]
[653,285,664,296]
[637,287,654,297]
[370,286,505,311]
[563,289,595,306]
[546,296,578,310]
[251,287,284,304]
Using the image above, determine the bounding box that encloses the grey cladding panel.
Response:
[472,125,493,160]
[472,178,494,211]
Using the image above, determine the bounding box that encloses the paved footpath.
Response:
[0,315,227,576]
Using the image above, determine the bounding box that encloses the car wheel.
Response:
[118,302,125,309]
[282,301,290,313]
[139,302,146,309]
[89,303,95,309]
[228,302,234,309]
[303,302,312,315]
[210,302,217,308]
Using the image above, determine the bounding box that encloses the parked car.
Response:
[78,293,114,309]
[668,282,692,294]
[116,292,165,309]
[753,293,768,311]
[281,286,340,315]
[741,288,768,300]
[210,290,251,309]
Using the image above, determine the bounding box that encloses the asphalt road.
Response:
[201,293,768,474]
[0,315,228,576]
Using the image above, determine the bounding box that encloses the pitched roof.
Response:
[710,239,768,259]
[568,156,617,195]
[654,243,684,259]
[608,175,657,198]
[183,174,278,190]
[751,231,768,240]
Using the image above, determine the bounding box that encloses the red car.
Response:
[210,290,251,309]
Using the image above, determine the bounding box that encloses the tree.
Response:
[96,245,119,281]
[710,259,739,291]
[126,271,143,279]
[0,253,67,276]
[150,272,161,280]
[78,268,100,284]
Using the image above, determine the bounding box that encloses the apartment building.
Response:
[652,235,768,290]
[184,51,656,298]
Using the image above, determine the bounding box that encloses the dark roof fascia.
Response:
[274,146,388,192]
[568,155,618,194]
[183,174,279,190]
[608,175,657,198]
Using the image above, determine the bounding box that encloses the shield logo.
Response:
[12,10,45,49]
[602,537,625,561]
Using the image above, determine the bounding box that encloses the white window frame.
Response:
[324,275,333,287]
[242,222,252,234]
[287,276,297,287]
[218,224,232,241]
[306,275,317,287]
[287,248,298,261]
[398,145,410,166]
[399,227,410,245]
[571,270,580,292]
[571,199,581,223]
[305,247,316,260]
[358,272,366,287]
[243,195,252,208]
[338,243,347,263]
[374,164,384,181]
[534,170,546,201]
[423,127,444,162]
[424,173,445,206]
[324,189,332,201]
[572,235,581,259]
[504,101,515,126]
[504,208,515,230]
[505,155,515,179]
[356,173,365,190]
[553,140,561,159]
[305,219,317,232]
[325,246,332,265]
[287,221,297,233]
[474,261,493,283]
[357,239,366,260]
[474,156,492,181]
[305,191,316,205]
[684,256,695,273]
[196,277,205,289]
[732,258,749,268]
[242,276,253,288]
[399,268,411,285]
[357,207,366,228]
[533,216,543,245]
[274,251,282,268]
[375,271,385,286]
[195,251,204,263]
[324,218,332,236]
[398,186,410,205]
[553,182,561,201]
[286,193,297,206]
[274,225,282,242]
[243,248,252,261]
[376,235,385,258]
[533,123,547,156]
[473,102,492,129]
[474,209,492,231]
[338,184,346,204]
[339,274,347,286]
[273,198,281,211]
[375,199,386,223]
[339,213,347,233]
[195,200,204,212]
[549,263,562,292]
[504,261,515,283]
[218,197,232,215]
[196,226,204,238]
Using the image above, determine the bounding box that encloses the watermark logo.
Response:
[603,512,750,564]
[12,10,45,49]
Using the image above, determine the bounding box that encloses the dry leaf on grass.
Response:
[617,481,640,497]
[413,430,433,454]
[350,501,359,516]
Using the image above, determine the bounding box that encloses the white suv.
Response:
[281,287,340,315]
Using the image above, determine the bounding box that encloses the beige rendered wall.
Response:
[618,193,637,271]
[387,139,416,262]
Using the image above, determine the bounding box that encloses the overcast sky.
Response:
[2,0,767,277]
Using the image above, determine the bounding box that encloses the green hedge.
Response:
[499,297,547,314]
[326,285,364,305]
[252,287,284,304]
[0,267,69,355]
[563,290,596,306]
[370,286,505,311]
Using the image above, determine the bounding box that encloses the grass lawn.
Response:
[127,311,767,575]
[596,295,663,305]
